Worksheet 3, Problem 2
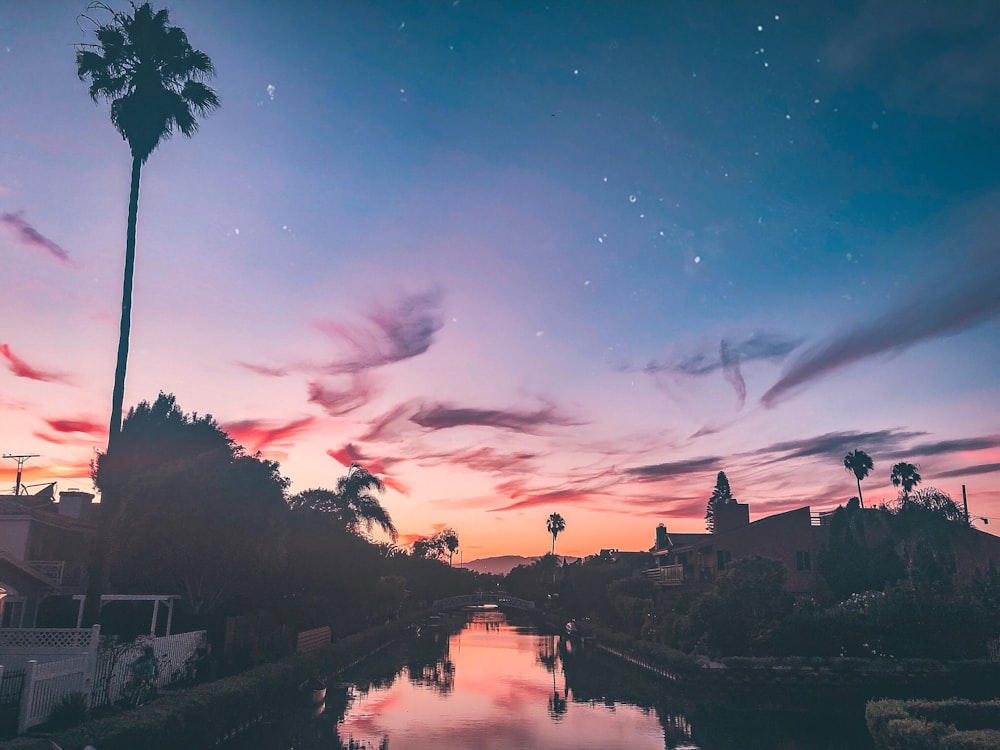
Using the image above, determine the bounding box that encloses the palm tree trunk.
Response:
[551,535,555,555]
[81,154,143,627]
[856,477,864,508]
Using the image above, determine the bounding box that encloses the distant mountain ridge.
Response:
[462,554,580,575]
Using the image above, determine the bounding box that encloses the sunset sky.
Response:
[1,0,998,559]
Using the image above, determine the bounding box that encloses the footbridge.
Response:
[432,591,535,611]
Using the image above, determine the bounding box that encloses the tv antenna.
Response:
[3,454,39,496]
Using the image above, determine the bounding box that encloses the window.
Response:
[716,550,731,570]
[796,550,811,571]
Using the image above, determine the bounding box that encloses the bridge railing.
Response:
[432,592,535,610]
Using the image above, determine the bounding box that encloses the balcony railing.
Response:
[27,560,64,586]
[643,564,685,586]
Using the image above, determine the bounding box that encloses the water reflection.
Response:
[225,610,872,749]
[338,609,665,749]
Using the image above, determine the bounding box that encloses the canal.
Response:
[223,608,873,749]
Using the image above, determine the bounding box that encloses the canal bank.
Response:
[0,618,411,750]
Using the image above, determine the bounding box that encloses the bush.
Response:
[867,699,1000,750]
[47,691,88,730]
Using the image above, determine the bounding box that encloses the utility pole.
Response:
[3,454,39,496]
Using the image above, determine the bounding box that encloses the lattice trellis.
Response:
[0,628,97,650]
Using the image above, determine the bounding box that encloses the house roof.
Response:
[0,496,96,531]
[654,506,813,556]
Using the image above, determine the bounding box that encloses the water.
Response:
[226,609,873,749]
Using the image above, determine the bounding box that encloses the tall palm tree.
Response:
[77,2,219,625]
[546,512,566,555]
[843,449,874,508]
[289,464,397,541]
[890,461,922,499]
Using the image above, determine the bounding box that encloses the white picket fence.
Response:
[17,655,89,733]
[0,627,207,734]
[90,630,207,709]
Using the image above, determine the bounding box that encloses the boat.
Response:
[299,677,327,705]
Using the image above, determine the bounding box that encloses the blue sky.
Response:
[1,0,998,557]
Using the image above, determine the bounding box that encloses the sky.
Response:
[1,0,998,560]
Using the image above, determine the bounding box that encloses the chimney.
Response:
[57,489,95,519]
[655,523,669,550]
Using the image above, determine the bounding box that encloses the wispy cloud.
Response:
[34,417,106,443]
[750,429,923,462]
[0,344,70,383]
[44,417,106,436]
[887,435,1000,458]
[489,468,620,512]
[0,211,71,264]
[358,402,416,442]
[625,456,721,480]
[307,375,376,416]
[223,417,315,453]
[238,362,290,377]
[640,331,802,408]
[416,446,541,475]
[411,402,582,433]
[932,463,1000,479]
[762,270,1000,406]
[316,289,444,374]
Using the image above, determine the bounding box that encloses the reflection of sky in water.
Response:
[339,614,665,749]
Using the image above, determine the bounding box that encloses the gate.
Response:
[0,668,25,738]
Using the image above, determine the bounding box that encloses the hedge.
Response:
[867,699,1000,750]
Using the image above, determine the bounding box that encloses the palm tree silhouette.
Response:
[547,512,566,555]
[843,450,874,508]
[890,461,922,499]
[289,464,397,540]
[76,1,219,625]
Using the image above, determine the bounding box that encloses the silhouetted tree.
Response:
[77,1,219,624]
[547,512,566,555]
[288,464,397,541]
[705,471,736,533]
[442,529,459,566]
[843,449,874,508]
[818,502,904,598]
[890,461,922,498]
[410,528,459,563]
[886,487,966,593]
[92,394,288,614]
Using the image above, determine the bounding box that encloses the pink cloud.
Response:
[223,416,315,453]
[0,344,70,383]
[44,417,106,436]
[411,402,582,434]
[307,374,375,416]
[237,362,290,377]
[0,211,71,264]
[316,289,444,374]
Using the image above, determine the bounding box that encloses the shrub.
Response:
[47,691,88,730]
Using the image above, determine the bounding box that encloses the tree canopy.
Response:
[93,393,289,614]
[77,1,220,164]
[705,470,736,533]
[890,461,922,497]
[843,449,874,507]
[546,513,566,555]
[288,463,397,541]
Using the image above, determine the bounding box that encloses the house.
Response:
[647,506,829,594]
[646,500,1000,596]
[0,485,96,627]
